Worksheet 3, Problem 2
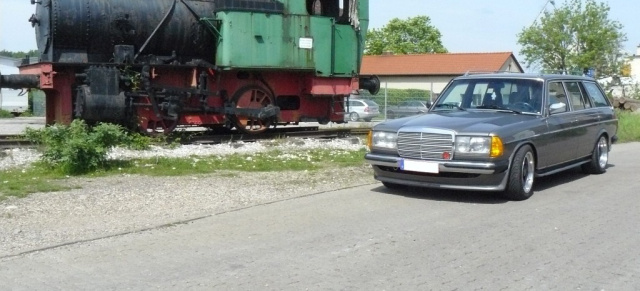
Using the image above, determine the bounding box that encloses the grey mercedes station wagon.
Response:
[365,73,618,201]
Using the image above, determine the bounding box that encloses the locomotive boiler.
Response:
[0,0,379,134]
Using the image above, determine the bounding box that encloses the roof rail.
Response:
[463,70,521,76]
[539,69,587,76]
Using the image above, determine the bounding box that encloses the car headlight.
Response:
[371,131,398,150]
[455,136,503,157]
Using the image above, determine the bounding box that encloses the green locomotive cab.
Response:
[208,0,369,77]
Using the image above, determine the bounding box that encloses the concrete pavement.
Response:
[1,142,639,290]
[0,116,44,135]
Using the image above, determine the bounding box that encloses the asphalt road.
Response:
[2,143,640,290]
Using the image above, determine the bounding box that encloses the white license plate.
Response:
[401,159,439,173]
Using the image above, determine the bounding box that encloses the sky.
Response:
[0,0,638,70]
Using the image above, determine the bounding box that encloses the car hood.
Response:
[374,110,539,134]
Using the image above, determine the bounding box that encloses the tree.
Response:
[0,50,38,59]
[365,16,447,55]
[517,0,627,78]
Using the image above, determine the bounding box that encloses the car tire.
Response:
[382,181,405,190]
[503,145,535,201]
[349,112,359,122]
[581,135,608,174]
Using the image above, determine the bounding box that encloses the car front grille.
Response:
[397,131,454,160]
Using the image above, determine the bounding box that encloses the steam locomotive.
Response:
[0,0,379,134]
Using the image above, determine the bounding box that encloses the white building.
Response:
[360,52,524,99]
[630,45,640,81]
[0,56,28,114]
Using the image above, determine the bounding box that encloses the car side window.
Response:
[565,81,586,110]
[577,82,593,109]
[583,82,610,107]
[547,81,568,113]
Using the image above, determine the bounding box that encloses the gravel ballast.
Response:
[0,138,377,257]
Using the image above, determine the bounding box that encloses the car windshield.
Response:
[433,78,543,114]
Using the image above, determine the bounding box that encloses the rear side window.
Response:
[583,82,610,107]
[363,100,378,106]
[565,82,587,110]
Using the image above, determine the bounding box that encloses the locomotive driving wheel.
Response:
[141,117,179,135]
[136,106,179,136]
[230,85,275,134]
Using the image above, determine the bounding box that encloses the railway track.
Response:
[0,135,32,149]
[0,127,372,150]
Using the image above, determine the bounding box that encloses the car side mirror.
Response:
[549,102,566,114]
[426,101,433,109]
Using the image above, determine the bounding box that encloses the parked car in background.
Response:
[345,99,380,122]
[366,73,618,201]
[385,100,431,119]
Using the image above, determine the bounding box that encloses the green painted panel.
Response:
[214,0,371,77]
[282,0,306,14]
[310,17,332,76]
[333,24,358,75]
[358,0,369,20]
[216,12,314,70]
[356,0,370,74]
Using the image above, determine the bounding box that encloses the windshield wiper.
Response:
[476,105,522,114]
[433,103,466,111]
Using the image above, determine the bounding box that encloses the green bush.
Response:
[24,120,151,175]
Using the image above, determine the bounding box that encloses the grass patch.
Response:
[0,148,368,200]
[0,109,15,118]
[615,110,640,143]
[106,148,367,176]
[0,164,76,201]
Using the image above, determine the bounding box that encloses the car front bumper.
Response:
[365,153,510,191]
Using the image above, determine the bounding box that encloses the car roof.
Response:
[454,72,595,82]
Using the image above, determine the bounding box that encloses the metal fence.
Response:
[352,83,435,120]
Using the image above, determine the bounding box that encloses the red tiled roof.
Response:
[360,52,522,76]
